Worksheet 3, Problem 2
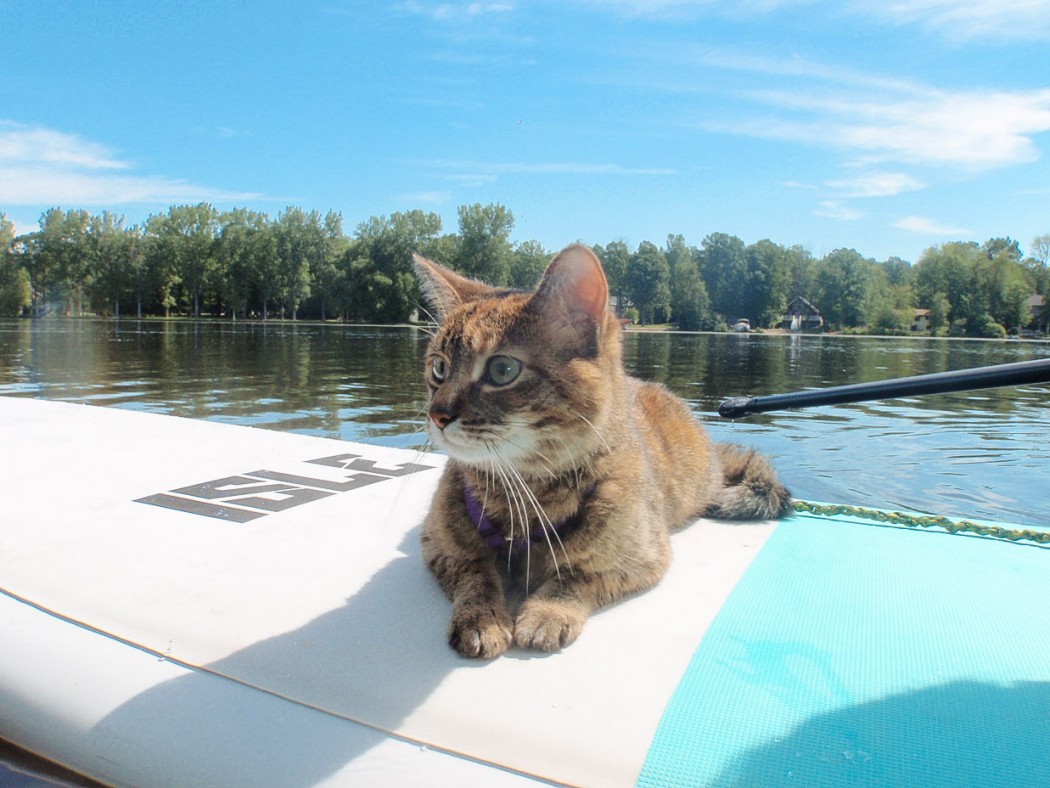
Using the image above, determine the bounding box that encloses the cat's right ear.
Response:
[412,254,496,322]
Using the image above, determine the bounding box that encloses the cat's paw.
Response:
[448,605,514,659]
[514,599,586,652]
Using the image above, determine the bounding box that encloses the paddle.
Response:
[717,357,1050,419]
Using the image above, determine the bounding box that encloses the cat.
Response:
[413,243,790,659]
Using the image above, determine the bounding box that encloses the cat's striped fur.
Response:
[414,243,790,658]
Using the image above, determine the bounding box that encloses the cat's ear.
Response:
[532,244,609,324]
[412,253,497,322]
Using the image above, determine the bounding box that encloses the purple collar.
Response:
[463,482,595,556]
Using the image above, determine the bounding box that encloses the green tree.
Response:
[354,210,443,322]
[22,208,92,312]
[0,261,31,316]
[125,226,148,318]
[429,233,461,270]
[273,207,323,319]
[1031,234,1050,268]
[814,248,883,329]
[625,241,671,324]
[664,234,692,277]
[309,211,349,321]
[455,203,514,285]
[508,240,548,289]
[981,236,1023,262]
[59,209,92,314]
[985,248,1030,332]
[143,214,180,317]
[85,212,138,316]
[785,244,817,302]
[0,215,31,316]
[880,256,916,311]
[595,240,630,315]
[0,214,13,249]
[254,221,283,319]
[698,232,747,323]
[915,241,1027,337]
[927,292,950,335]
[882,256,913,288]
[217,209,269,320]
[869,302,909,335]
[1025,233,1050,332]
[671,256,715,331]
[915,242,974,324]
[147,204,220,317]
[742,239,791,328]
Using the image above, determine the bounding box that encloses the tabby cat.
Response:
[413,243,790,659]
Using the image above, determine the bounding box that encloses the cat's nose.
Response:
[428,407,456,430]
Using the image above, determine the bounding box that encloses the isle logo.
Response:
[135,453,436,523]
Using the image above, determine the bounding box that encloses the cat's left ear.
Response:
[532,244,609,325]
[412,253,498,322]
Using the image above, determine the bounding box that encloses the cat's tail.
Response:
[706,443,792,520]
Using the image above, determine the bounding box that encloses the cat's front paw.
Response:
[514,599,586,652]
[449,605,514,659]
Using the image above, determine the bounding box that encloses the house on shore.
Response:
[1025,294,1046,334]
[780,297,823,331]
[911,308,931,333]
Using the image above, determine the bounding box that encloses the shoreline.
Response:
[2,314,1047,343]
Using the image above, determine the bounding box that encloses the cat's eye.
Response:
[484,355,522,386]
[431,356,449,383]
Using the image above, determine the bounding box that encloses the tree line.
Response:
[1,203,1047,337]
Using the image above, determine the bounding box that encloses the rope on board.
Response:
[792,500,1050,547]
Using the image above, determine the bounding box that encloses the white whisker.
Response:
[491,452,535,589]
[545,433,594,493]
[494,444,573,580]
[574,410,611,454]
[487,453,529,588]
[415,304,439,334]
[501,435,559,480]
[488,447,529,565]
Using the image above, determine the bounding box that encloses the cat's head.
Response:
[413,244,620,472]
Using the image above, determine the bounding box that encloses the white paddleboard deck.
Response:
[0,397,777,786]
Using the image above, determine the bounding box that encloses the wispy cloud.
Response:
[695,49,923,95]
[677,47,1050,234]
[0,121,127,170]
[707,84,1050,170]
[490,161,676,175]
[394,1,515,22]
[579,0,1050,40]
[825,172,926,197]
[892,215,973,235]
[420,158,677,187]
[0,120,264,206]
[646,49,1029,171]
[576,0,816,19]
[570,0,711,18]
[813,200,865,221]
[851,0,1050,42]
[0,166,264,205]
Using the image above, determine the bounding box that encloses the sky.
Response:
[2,0,1050,263]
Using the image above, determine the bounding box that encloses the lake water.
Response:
[1,318,1048,526]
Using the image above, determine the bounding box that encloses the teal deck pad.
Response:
[639,512,1050,787]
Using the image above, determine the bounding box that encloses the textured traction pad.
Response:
[639,513,1050,787]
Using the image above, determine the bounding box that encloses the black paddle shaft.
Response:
[718,357,1050,419]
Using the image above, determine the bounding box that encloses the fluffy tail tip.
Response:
[708,444,792,520]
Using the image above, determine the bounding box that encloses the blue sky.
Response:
[3,0,1049,263]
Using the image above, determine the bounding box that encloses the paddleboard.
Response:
[1,397,1047,786]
